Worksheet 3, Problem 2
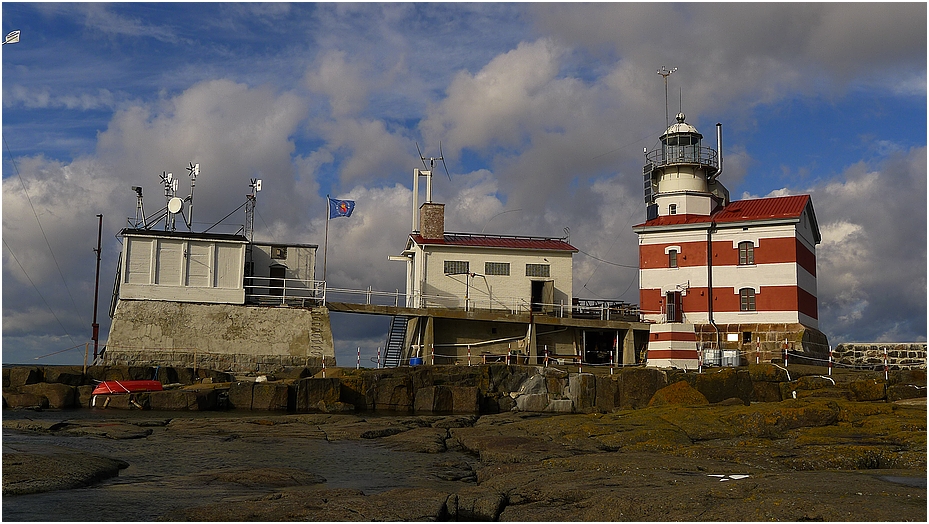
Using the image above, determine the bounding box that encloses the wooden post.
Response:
[83,342,89,375]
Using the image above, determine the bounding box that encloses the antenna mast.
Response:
[657,66,677,129]
[245,178,261,243]
[185,163,199,231]
[412,142,451,231]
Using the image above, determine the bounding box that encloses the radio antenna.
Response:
[657,66,677,129]
[184,162,199,231]
[416,141,451,181]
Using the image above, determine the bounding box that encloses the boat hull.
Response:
[92,380,163,395]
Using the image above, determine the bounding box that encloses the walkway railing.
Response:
[243,279,640,320]
[245,277,640,321]
[244,276,326,307]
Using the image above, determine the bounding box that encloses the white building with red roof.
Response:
[633,113,827,368]
[384,168,648,369]
[398,202,577,312]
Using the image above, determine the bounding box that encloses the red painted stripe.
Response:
[796,239,816,277]
[651,331,698,342]
[639,236,814,269]
[640,285,816,315]
[798,286,818,320]
[639,242,707,268]
[647,349,699,359]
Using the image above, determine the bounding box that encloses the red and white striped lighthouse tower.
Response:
[634,111,825,368]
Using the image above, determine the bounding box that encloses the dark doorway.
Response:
[269,264,286,296]
[583,330,617,364]
[530,280,554,313]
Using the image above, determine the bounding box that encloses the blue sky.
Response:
[2,3,926,366]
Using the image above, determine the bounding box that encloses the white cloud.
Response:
[812,147,926,343]
[305,50,371,118]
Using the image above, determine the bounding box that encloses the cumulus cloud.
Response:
[3,3,924,365]
[812,147,926,343]
[3,80,311,361]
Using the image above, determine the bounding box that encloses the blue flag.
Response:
[328,197,355,219]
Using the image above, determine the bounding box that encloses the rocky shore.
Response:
[3,362,926,521]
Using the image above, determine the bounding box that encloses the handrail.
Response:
[645,145,718,169]
[241,278,641,320]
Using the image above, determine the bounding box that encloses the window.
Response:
[271,246,287,260]
[526,263,550,277]
[668,249,678,268]
[742,331,752,344]
[669,204,677,215]
[738,241,754,265]
[739,288,756,311]
[444,260,469,275]
[485,262,510,276]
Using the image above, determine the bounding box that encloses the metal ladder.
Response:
[382,316,409,367]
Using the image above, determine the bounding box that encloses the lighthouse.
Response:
[634,113,827,368]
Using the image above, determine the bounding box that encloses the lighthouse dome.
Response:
[662,113,701,138]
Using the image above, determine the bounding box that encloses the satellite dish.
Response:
[168,197,183,214]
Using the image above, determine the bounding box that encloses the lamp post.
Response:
[3,30,20,45]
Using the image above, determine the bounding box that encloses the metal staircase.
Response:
[383,316,409,367]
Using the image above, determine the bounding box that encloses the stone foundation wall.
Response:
[4,363,925,412]
[105,300,334,372]
[101,350,325,374]
[695,323,829,365]
[832,343,927,370]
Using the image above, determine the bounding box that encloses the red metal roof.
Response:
[411,233,577,252]
[713,195,810,224]
[634,195,811,228]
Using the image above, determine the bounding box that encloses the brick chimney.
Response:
[420,202,445,240]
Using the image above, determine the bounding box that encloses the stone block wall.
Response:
[104,300,334,373]
[832,343,927,370]
[694,323,829,364]
[102,349,325,374]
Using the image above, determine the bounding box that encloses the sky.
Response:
[2,2,926,367]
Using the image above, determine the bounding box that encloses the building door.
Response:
[665,291,683,322]
[269,264,286,296]
[531,280,554,312]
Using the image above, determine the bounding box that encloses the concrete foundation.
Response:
[105,300,334,372]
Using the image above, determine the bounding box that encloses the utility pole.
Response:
[92,214,103,361]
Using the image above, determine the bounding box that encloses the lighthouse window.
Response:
[738,241,755,265]
[740,288,756,311]
[669,204,677,215]
[668,249,678,268]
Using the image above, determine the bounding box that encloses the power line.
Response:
[3,136,87,327]
[2,238,77,348]
[576,248,638,269]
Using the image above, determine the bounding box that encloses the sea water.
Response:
[2,409,475,521]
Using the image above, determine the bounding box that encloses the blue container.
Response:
[409,357,423,366]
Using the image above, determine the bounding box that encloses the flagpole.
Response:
[323,195,330,283]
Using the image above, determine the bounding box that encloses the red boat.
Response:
[92,380,163,395]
